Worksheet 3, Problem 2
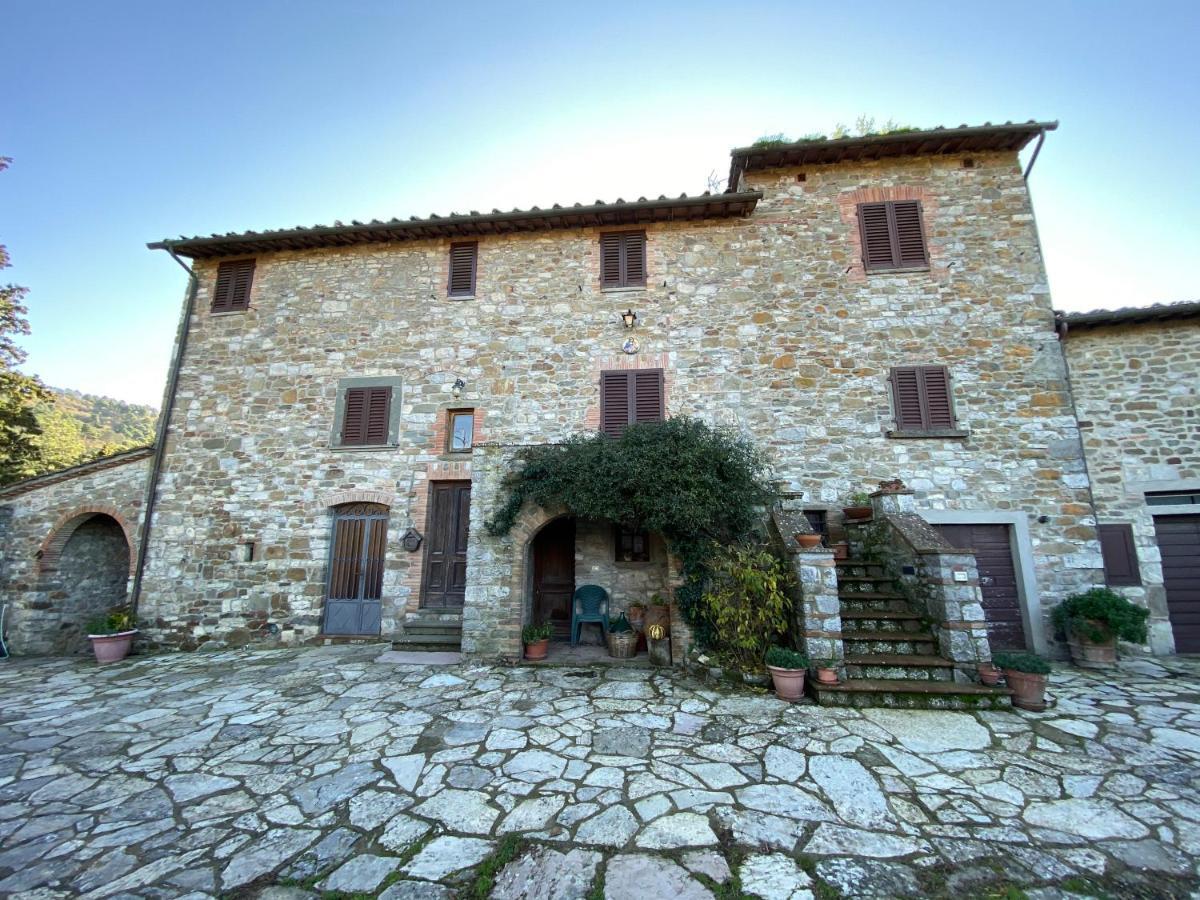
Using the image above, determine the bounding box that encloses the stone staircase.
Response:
[811,558,1011,710]
[392,612,462,652]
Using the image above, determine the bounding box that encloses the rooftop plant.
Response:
[1051,587,1149,644]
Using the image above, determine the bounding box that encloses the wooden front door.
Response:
[1154,515,1200,653]
[533,518,575,638]
[421,481,471,609]
[935,523,1026,651]
[323,503,388,635]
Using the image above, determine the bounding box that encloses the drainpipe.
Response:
[1054,317,1103,536]
[129,248,197,615]
[1023,130,1047,181]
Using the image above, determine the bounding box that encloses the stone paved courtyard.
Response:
[1,647,1199,899]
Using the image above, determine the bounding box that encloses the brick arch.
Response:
[38,505,137,577]
[319,489,396,513]
[502,503,572,631]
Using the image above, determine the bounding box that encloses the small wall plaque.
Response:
[401,528,423,552]
[622,337,639,355]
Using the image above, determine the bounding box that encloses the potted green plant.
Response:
[644,593,670,634]
[765,646,808,701]
[86,608,137,664]
[811,657,840,685]
[993,650,1051,711]
[842,491,872,521]
[607,613,637,659]
[522,621,553,660]
[1051,587,1149,669]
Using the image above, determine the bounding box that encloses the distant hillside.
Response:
[26,388,159,477]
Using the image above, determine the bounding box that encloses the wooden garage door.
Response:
[1154,515,1200,653]
[935,524,1026,651]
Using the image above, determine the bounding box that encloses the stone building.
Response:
[1058,301,1200,655]
[7,120,1183,678]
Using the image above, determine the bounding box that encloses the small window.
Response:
[212,259,255,312]
[448,242,477,298]
[332,376,402,448]
[1145,491,1200,506]
[1098,523,1142,587]
[615,526,650,562]
[889,366,956,432]
[448,409,474,452]
[600,231,646,288]
[600,369,664,438]
[858,201,928,271]
[804,510,828,539]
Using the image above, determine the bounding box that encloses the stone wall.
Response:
[0,451,150,654]
[1064,316,1200,653]
[136,148,1102,653]
[574,519,670,617]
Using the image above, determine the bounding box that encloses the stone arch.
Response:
[505,504,571,630]
[38,505,137,577]
[319,489,395,514]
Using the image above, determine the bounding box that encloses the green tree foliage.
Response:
[485,417,776,645]
[1051,587,1150,644]
[700,543,794,672]
[0,157,51,485]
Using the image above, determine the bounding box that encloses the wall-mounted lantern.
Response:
[451,378,466,399]
[621,309,638,329]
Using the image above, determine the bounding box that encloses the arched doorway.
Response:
[44,513,132,654]
[531,517,576,640]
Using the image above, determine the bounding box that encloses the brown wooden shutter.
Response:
[891,365,955,431]
[211,259,255,312]
[448,242,477,297]
[364,387,391,444]
[600,233,623,287]
[892,201,928,267]
[858,204,895,271]
[600,231,646,288]
[1098,523,1141,586]
[340,387,391,445]
[342,389,367,445]
[600,372,631,437]
[633,369,664,423]
[858,202,927,271]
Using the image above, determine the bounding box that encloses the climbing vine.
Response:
[485,417,774,644]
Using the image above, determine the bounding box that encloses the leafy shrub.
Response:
[765,646,808,670]
[992,650,1051,675]
[698,543,794,672]
[86,609,135,636]
[648,593,668,607]
[844,490,871,506]
[751,133,791,148]
[1051,587,1149,644]
[485,417,774,646]
[521,622,552,643]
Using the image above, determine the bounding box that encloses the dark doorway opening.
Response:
[533,518,576,640]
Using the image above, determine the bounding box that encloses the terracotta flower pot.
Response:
[794,533,822,549]
[842,506,872,521]
[1003,668,1048,711]
[815,667,839,685]
[766,665,806,701]
[978,664,1001,686]
[626,606,645,627]
[523,639,550,661]
[1066,621,1117,669]
[88,630,137,664]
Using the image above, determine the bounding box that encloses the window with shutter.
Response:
[599,369,664,437]
[600,231,647,288]
[341,386,392,446]
[1098,524,1142,586]
[857,201,928,272]
[447,242,477,297]
[889,366,957,432]
[211,259,256,312]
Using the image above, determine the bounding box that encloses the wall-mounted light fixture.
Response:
[452,377,466,399]
[621,309,638,329]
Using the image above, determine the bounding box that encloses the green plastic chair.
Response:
[570,585,610,646]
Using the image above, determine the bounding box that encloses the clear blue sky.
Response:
[2,0,1197,406]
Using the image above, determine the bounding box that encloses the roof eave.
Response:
[150,191,764,260]
[726,121,1059,189]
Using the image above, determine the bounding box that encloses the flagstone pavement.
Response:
[1,646,1199,899]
